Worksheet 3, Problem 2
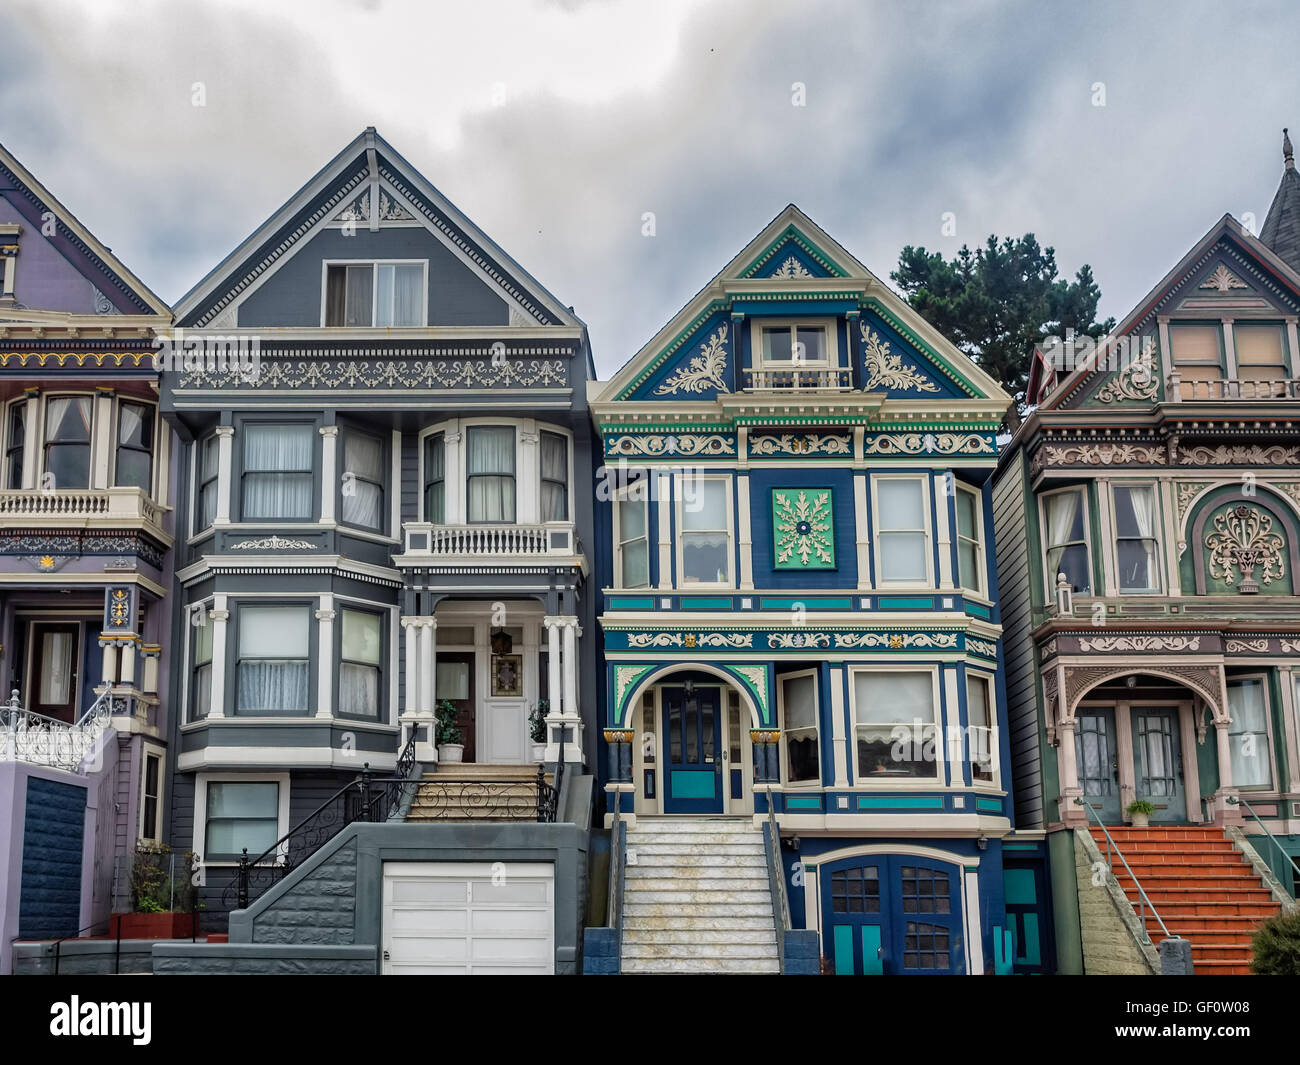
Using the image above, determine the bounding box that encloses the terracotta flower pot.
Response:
[109,912,199,939]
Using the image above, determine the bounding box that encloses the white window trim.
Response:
[955,483,986,598]
[108,395,160,497]
[193,771,291,867]
[612,478,651,590]
[847,664,945,787]
[1110,481,1163,595]
[1226,673,1276,792]
[749,316,839,369]
[778,668,821,788]
[319,259,430,328]
[964,670,1000,790]
[137,743,166,844]
[1038,484,1093,599]
[674,472,734,588]
[871,473,934,589]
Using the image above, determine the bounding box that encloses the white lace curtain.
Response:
[466,426,516,522]
[237,606,310,714]
[339,610,381,717]
[243,425,313,519]
[43,396,93,489]
[376,264,423,327]
[540,432,568,521]
[341,431,384,528]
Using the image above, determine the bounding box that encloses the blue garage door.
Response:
[18,777,87,939]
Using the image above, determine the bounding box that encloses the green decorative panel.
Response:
[771,487,836,569]
[1201,501,1292,595]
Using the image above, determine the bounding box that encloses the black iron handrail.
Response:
[606,795,623,929]
[1074,796,1172,941]
[537,732,565,823]
[766,786,792,931]
[1227,795,1300,890]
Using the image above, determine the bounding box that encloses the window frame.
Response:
[674,472,734,588]
[337,424,388,534]
[421,430,446,524]
[1226,673,1274,791]
[1110,481,1162,595]
[195,432,220,534]
[778,668,821,787]
[193,772,290,867]
[138,745,166,845]
[538,429,570,523]
[871,473,934,588]
[613,477,651,590]
[112,398,156,494]
[5,398,26,490]
[232,600,316,718]
[190,607,214,723]
[235,417,318,524]
[336,605,385,720]
[464,423,518,524]
[750,316,839,369]
[848,665,944,786]
[954,483,986,598]
[964,670,998,788]
[40,391,95,492]
[320,259,429,328]
[1039,484,1094,599]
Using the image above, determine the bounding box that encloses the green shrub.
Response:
[435,699,463,746]
[1251,909,1300,975]
[128,843,198,913]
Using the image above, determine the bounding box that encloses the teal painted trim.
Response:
[760,597,853,609]
[670,771,716,798]
[682,597,732,609]
[833,925,854,975]
[785,795,821,810]
[976,797,1003,812]
[1003,842,1040,851]
[993,926,1014,975]
[861,926,883,975]
[608,598,655,610]
[878,597,933,609]
[1022,914,1041,965]
[964,602,992,620]
[855,795,944,809]
[1003,868,1036,906]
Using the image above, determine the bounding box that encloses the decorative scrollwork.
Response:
[772,488,835,568]
[1205,504,1287,593]
[653,325,730,395]
[860,324,940,392]
[770,255,812,279]
[1095,336,1159,403]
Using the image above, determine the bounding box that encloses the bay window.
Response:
[423,432,445,522]
[197,434,219,530]
[139,750,163,844]
[1043,487,1092,595]
[339,608,382,717]
[1227,677,1271,788]
[466,425,516,522]
[966,674,994,783]
[325,261,424,327]
[1113,484,1159,593]
[780,671,820,784]
[876,477,930,583]
[853,671,938,780]
[115,400,154,491]
[203,780,281,862]
[236,605,311,715]
[615,484,650,588]
[43,395,92,489]
[241,424,313,520]
[679,476,731,585]
[191,616,213,721]
[540,431,568,521]
[6,402,24,489]
[955,485,984,595]
[340,428,385,530]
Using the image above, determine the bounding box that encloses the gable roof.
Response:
[0,139,170,318]
[597,204,1009,405]
[173,127,583,330]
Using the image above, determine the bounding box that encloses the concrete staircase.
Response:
[406,764,551,823]
[622,816,780,974]
[1091,825,1282,975]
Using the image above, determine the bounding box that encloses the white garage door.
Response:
[382,862,555,974]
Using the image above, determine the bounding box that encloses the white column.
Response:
[319,425,338,526]
[208,598,229,718]
[963,870,984,975]
[214,426,234,524]
[20,390,38,490]
[562,618,577,718]
[853,473,871,589]
[119,640,137,687]
[1215,721,1234,790]
[315,596,335,718]
[829,666,848,786]
[737,475,754,590]
[100,640,118,687]
[91,388,114,490]
[657,473,672,589]
[444,430,464,523]
[546,616,561,711]
[934,472,954,590]
[419,620,435,714]
[518,427,540,524]
[403,618,418,715]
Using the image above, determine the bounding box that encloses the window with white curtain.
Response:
[339,608,382,717]
[1227,677,1271,788]
[466,425,516,522]
[1043,487,1091,595]
[423,432,445,523]
[780,672,820,784]
[204,781,280,861]
[115,401,154,491]
[955,485,984,595]
[615,483,650,588]
[680,476,730,584]
[43,395,93,489]
[1113,484,1159,593]
[340,428,385,531]
[876,477,929,583]
[966,674,994,783]
[853,671,937,780]
[236,605,311,715]
[191,616,213,721]
[241,424,313,520]
[197,434,219,530]
[325,262,424,327]
[139,750,163,844]
[6,402,25,490]
[540,431,568,522]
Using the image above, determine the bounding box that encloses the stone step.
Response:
[621,957,779,974]
[627,832,764,848]
[623,914,776,931]
[425,764,552,781]
[623,886,772,902]
[629,818,756,833]
[624,902,774,919]
[622,941,779,960]
[626,862,769,879]
[622,928,777,946]
[624,876,769,893]
[629,841,768,857]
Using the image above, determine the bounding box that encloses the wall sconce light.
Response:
[1125,675,1138,689]
[490,629,513,656]
[976,836,988,851]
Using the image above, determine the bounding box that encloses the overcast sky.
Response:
[2,0,1298,376]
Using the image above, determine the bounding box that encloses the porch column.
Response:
[562,618,577,718]
[207,599,229,718]
[315,596,335,718]
[319,425,338,526]
[545,616,561,711]
[401,616,437,762]
[544,616,583,764]
[118,639,137,688]
[419,619,435,715]
[213,425,234,525]
[99,639,118,688]
[1057,718,1084,824]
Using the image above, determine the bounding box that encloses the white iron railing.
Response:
[0,486,162,526]
[0,688,117,771]
[402,522,579,558]
[743,366,854,391]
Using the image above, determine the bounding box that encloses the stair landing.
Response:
[406,764,551,822]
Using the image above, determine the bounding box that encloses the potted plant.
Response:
[529,699,549,762]
[435,698,464,763]
[1126,799,1156,828]
[112,843,199,939]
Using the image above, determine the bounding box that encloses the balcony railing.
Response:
[0,486,164,527]
[1170,375,1300,401]
[743,366,854,391]
[0,687,118,771]
[401,521,581,560]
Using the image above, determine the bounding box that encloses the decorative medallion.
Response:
[1205,504,1287,593]
[772,488,835,569]
[1199,264,1249,292]
[750,433,852,457]
[860,324,940,393]
[1095,336,1159,403]
[229,535,316,551]
[770,256,812,279]
[653,325,730,396]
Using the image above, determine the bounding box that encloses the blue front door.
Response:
[662,686,723,813]
[821,856,964,975]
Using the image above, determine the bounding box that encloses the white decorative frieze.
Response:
[1077,634,1201,652]
[179,357,567,391]
[1225,638,1270,653]
[862,433,995,457]
[750,433,852,457]
[625,632,753,649]
[1199,264,1249,292]
[1178,445,1300,466]
[654,324,730,395]
[230,535,316,550]
[606,433,735,458]
[966,636,998,658]
[860,324,940,393]
[1035,442,1167,469]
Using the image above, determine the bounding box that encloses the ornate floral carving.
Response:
[1200,264,1249,292]
[833,632,960,650]
[772,489,835,568]
[966,636,998,658]
[1275,483,1300,512]
[767,632,831,650]
[1178,445,1300,466]
[90,285,117,315]
[770,256,812,279]
[626,632,753,649]
[614,664,656,721]
[1205,504,1287,593]
[860,324,940,393]
[178,357,567,391]
[750,433,851,457]
[1175,482,1205,524]
[1095,336,1159,403]
[607,433,736,457]
[1037,442,1167,468]
[654,325,730,395]
[862,433,995,457]
[1225,638,1270,653]
[230,536,316,551]
[1063,664,1224,720]
[1077,634,1201,652]
[337,189,415,223]
[1281,639,1300,654]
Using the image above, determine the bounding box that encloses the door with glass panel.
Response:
[662,685,723,813]
[1130,708,1185,822]
[1074,707,1120,822]
[30,623,80,722]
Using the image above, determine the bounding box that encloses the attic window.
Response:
[324,261,425,327]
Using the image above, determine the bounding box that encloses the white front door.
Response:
[481,700,528,762]
[382,861,555,974]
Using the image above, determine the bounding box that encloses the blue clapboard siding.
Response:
[18,777,87,939]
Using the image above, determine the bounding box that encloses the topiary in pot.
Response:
[435,699,464,762]
[1251,909,1300,975]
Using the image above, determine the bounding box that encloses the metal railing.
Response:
[0,687,117,771]
[743,366,854,391]
[766,788,792,932]
[606,798,624,930]
[1074,796,1172,941]
[1227,795,1300,889]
